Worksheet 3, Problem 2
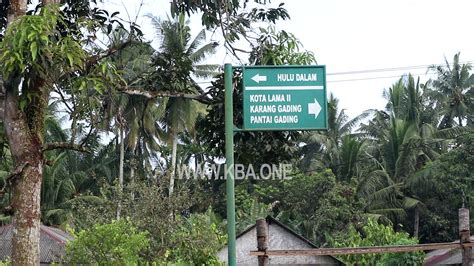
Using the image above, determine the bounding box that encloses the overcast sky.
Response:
[106,0,474,118]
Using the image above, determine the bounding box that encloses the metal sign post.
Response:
[224,63,236,266]
[224,64,327,266]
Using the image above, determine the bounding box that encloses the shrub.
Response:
[333,218,424,265]
[160,209,226,265]
[66,219,149,264]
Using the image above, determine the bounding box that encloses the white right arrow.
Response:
[251,73,267,83]
[308,98,321,118]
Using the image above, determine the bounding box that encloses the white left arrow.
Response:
[251,74,267,83]
[308,98,322,118]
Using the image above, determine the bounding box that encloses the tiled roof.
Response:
[0,224,74,263]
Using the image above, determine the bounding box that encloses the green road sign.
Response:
[243,65,327,130]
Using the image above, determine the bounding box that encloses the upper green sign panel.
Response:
[243,65,327,130]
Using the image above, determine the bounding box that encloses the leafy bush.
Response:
[333,218,424,265]
[66,219,149,264]
[236,197,272,233]
[160,209,226,265]
[378,238,425,266]
[71,181,225,264]
[0,257,10,266]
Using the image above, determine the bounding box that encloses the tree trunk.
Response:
[11,158,43,266]
[130,166,135,181]
[169,132,178,196]
[7,0,27,24]
[129,146,136,199]
[4,80,44,265]
[130,148,135,181]
[130,166,135,200]
[116,125,124,219]
[413,207,419,238]
[4,1,44,265]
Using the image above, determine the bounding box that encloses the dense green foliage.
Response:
[252,170,362,246]
[66,219,149,264]
[414,133,474,242]
[162,210,226,265]
[0,257,10,266]
[69,180,226,263]
[334,218,425,265]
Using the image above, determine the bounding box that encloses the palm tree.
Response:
[41,112,113,226]
[107,30,163,182]
[357,74,463,233]
[96,30,164,218]
[98,40,147,218]
[299,94,369,181]
[149,13,218,195]
[429,53,474,128]
[357,110,419,222]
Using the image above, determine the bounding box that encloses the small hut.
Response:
[217,216,344,265]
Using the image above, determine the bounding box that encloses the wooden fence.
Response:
[251,208,472,266]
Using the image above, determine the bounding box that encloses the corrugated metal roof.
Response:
[424,236,474,265]
[0,225,13,260]
[0,224,73,263]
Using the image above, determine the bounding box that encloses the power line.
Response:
[327,72,434,83]
[196,72,434,84]
[326,61,474,76]
[326,61,473,83]
[194,60,474,84]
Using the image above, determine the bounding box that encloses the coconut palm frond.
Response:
[368,208,406,219]
[340,110,372,134]
[433,126,468,139]
[193,64,220,78]
[403,196,424,210]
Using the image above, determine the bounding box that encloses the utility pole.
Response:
[459,208,472,266]
[256,219,269,266]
